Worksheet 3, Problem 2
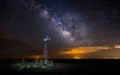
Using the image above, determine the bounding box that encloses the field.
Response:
[0,59,120,75]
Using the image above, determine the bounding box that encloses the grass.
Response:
[11,63,55,72]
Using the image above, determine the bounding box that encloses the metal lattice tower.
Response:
[42,36,50,65]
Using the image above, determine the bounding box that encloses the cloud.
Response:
[0,30,42,59]
[57,46,120,59]
[82,49,120,59]
[0,38,41,59]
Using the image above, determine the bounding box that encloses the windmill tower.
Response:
[42,35,51,65]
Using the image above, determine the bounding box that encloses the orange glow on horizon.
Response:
[26,55,42,59]
[60,46,111,55]
[73,56,80,59]
[61,48,98,54]
[64,49,86,54]
[59,46,113,59]
[114,45,120,49]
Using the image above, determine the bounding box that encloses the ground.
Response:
[0,59,120,75]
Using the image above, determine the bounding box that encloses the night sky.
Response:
[1,0,120,59]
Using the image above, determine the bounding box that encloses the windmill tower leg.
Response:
[42,42,48,65]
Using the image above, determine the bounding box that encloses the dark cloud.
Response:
[0,38,42,59]
[0,31,42,59]
[81,49,120,59]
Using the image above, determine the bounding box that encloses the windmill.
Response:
[42,35,51,65]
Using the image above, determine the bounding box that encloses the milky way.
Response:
[36,2,91,47]
[1,0,120,48]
